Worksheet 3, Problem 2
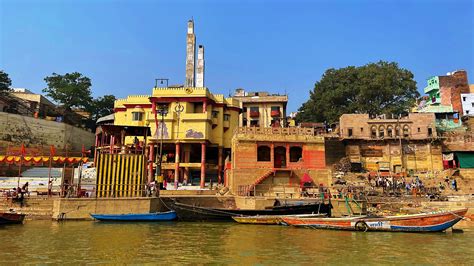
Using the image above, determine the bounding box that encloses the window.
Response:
[289,146,303,162]
[403,125,410,137]
[379,126,385,138]
[466,110,470,115]
[257,146,271,161]
[395,126,401,137]
[387,126,393,137]
[371,126,377,138]
[250,120,259,126]
[348,128,353,137]
[471,103,474,108]
[250,107,259,113]
[212,110,219,118]
[360,127,364,132]
[271,106,280,112]
[243,118,248,126]
[417,127,421,133]
[132,112,143,121]
[463,97,466,101]
[192,102,203,113]
[224,114,230,121]
[242,107,247,113]
[428,128,433,137]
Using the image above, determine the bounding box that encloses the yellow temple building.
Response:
[113,87,240,189]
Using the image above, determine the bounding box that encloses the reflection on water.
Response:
[0,221,473,264]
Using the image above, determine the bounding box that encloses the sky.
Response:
[1,0,473,112]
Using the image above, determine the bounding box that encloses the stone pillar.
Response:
[203,101,207,113]
[148,144,155,184]
[271,143,275,166]
[174,142,180,189]
[184,145,191,185]
[200,142,206,188]
[218,146,223,184]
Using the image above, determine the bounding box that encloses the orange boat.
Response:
[281,208,468,232]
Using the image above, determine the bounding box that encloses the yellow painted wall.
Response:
[114,87,240,149]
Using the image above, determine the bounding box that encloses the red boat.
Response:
[281,208,468,232]
[0,212,26,224]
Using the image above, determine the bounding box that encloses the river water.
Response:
[1,221,473,264]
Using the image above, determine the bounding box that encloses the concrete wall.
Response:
[0,112,94,151]
[461,93,474,116]
[345,140,443,172]
[51,197,162,220]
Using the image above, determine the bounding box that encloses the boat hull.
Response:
[0,212,26,224]
[232,214,327,225]
[90,211,177,221]
[281,208,468,232]
[164,199,332,221]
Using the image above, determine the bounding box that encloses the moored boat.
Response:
[232,213,327,225]
[0,212,26,224]
[164,200,332,221]
[281,208,468,232]
[90,211,177,222]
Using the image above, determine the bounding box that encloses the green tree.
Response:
[90,94,116,121]
[43,72,93,111]
[0,70,12,92]
[296,61,419,123]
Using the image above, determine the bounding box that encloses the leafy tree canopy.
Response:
[296,61,419,124]
[89,94,116,121]
[0,70,12,92]
[43,72,93,111]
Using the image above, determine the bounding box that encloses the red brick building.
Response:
[229,127,329,197]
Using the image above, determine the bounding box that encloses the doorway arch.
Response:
[274,146,286,168]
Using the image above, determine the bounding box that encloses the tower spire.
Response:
[185,19,196,87]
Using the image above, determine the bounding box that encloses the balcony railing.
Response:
[249,111,260,118]
[271,110,281,117]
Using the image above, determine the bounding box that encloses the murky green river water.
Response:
[1,221,473,264]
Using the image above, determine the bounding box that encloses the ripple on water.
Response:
[0,221,473,264]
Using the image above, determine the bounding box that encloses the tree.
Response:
[0,70,12,92]
[89,94,116,121]
[296,61,419,123]
[43,72,93,111]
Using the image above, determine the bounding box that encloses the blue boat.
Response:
[90,211,177,221]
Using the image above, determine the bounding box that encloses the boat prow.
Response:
[281,208,468,233]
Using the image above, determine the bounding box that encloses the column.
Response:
[174,142,180,189]
[200,142,206,188]
[217,146,223,184]
[271,143,275,167]
[184,145,191,185]
[286,143,290,169]
[94,134,99,166]
[148,144,154,184]
[203,101,207,113]
[109,135,115,154]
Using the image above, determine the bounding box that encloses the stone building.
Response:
[229,127,328,197]
[339,113,443,173]
[233,89,288,127]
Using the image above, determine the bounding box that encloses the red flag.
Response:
[50,145,56,157]
[20,143,26,156]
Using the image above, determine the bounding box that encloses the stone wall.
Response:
[51,197,162,220]
[0,112,94,151]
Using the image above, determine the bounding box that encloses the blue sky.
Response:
[1,0,473,112]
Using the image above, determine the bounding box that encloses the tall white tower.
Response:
[185,20,196,87]
[196,45,205,87]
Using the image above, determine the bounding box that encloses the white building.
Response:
[461,93,474,116]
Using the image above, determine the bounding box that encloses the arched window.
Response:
[395,126,401,137]
[257,146,271,161]
[289,146,303,162]
[371,126,377,138]
[387,126,393,137]
[403,125,410,137]
[379,126,385,138]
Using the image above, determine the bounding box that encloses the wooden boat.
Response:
[232,213,327,225]
[90,211,177,222]
[281,208,468,232]
[164,200,332,221]
[0,212,26,224]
